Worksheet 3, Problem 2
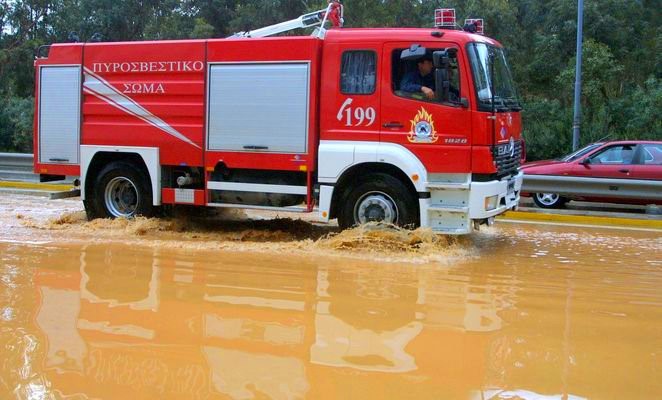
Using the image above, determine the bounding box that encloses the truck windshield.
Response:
[468,43,521,112]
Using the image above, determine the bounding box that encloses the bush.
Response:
[522,97,573,161]
[0,96,34,153]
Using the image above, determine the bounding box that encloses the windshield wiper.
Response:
[481,97,510,112]
[502,97,522,111]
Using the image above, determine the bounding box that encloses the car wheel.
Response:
[338,173,419,230]
[89,162,154,219]
[533,193,567,209]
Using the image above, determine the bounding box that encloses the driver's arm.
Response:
[400,73,422,93]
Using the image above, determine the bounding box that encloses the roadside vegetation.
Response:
[1,0,659,159]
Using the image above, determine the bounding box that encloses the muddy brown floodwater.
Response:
[0,194,661,400]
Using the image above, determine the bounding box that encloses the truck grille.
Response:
[494,140,522,177]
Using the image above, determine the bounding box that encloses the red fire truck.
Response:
[32,4,523,234]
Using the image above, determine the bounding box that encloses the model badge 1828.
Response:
[407,107,438,143]
[444,137,468,144]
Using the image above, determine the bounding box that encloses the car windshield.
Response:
[468,43,521,112]
[560,143,603,162]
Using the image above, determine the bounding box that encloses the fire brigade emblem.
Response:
[408,107,438,143]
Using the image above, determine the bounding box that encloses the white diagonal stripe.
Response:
[83,67,200,149]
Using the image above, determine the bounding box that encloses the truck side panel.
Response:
[82,41,206,167]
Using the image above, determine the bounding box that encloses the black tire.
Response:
[532,192,568,209]
[338,173,419,230]
[86,161,154,219]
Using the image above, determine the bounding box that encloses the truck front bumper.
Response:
[468,170,523,219]
[419,171,523,234]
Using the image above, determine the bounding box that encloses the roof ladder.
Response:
[229,1,343,39]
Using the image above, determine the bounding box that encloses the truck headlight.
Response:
[484,195,498,211]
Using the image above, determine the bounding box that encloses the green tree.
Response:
[0,0,660,155]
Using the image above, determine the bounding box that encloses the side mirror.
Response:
[580,158,591,166]
[433,50,450,69]
[401,44,427,61]
[460,97,469,108]
[434,68,449,102]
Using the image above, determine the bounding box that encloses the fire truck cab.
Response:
[33,6,523,234]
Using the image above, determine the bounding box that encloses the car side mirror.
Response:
[580,158,591,166]
[460,97,469,108]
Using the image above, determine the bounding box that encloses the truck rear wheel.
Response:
[338,173,419,230]
[88,162,153,219]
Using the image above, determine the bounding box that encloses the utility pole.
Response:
[572,0,584,151]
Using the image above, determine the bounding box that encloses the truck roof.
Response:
[324,27,501,47]
[46,27,501,52]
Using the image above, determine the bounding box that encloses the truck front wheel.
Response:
[338,173,419,230]
[88,162,154,219]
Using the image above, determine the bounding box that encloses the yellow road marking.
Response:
[0,181,74,191]
[499,210,662,230]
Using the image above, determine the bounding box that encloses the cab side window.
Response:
[340,51,376,95]
[589,144,636,165]
[392,48,460,104]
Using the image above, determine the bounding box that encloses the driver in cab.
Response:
[400,55,435,100]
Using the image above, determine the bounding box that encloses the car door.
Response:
[380,42,473,173]
[573,143,638,179]
[631,143,662,180]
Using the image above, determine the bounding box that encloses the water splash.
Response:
[19,210,472,264]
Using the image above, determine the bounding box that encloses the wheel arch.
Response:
[318,141,428,221]
[80,145,160,205]
[329,162,419,220]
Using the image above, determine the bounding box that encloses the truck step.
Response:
[430,226,472,235]
[206,202,310,213]
[208,181,307,195]
[428,205,469,213]
[426,182,470,190]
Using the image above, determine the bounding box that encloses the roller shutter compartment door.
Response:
[39,66,81,164]
[207,63,310,154]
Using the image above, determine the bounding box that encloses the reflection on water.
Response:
[0,223,661,399]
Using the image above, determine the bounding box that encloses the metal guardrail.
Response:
[0,152,36,181]
[522,174,662,200]
[0,152,33,169]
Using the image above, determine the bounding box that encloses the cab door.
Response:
[380,42,473,173]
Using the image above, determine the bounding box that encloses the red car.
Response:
[521,140,662,208]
